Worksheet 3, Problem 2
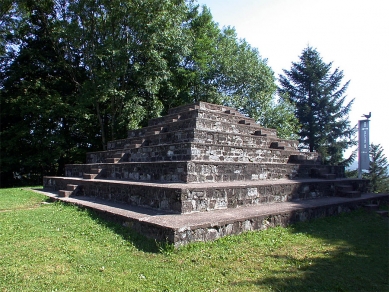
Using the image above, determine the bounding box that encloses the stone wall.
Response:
[43,177,183,213]
[45,101,355,217]
[43,177,368,214]
[172,196,381,246]
[179,179,368,213]
[66,159,343,183]
[66,162,188,182]
[185,162,339,182]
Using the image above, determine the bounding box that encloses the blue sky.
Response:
[198,0,389,165]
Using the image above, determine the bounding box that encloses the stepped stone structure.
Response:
[43,101,377,245]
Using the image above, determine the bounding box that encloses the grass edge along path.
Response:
[0,187,388,291]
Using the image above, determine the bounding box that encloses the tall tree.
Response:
[278,46,356,164]
[366,144,389,193]
[165,6,298,138]
[162,5,222,107]
[1,1,299,186]
[0,0,86,186]
[63,0,192,149]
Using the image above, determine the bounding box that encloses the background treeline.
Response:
[1,0,298,186]
[3,1,380,189]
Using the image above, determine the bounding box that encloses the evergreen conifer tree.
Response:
[279,46,356,165]
[366,144,389,193]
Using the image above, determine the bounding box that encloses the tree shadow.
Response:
[74,206,161,254]
[231,209,389,291]
[33,188,168,253]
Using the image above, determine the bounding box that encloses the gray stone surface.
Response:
[34,188,388,246]
[41,101,378,244]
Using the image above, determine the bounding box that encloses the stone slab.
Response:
[33,188,389,247]
[43,176,368,214]
[64,160,344,184]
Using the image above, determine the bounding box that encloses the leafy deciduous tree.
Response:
[0,1,299,186]
[0,0,86,186]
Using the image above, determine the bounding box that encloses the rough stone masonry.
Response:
[41,101,377,245]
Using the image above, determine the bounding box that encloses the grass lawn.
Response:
[0,187,388,292]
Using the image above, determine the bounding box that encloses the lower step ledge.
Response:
[33,189,389,247]
[376,210,388,217]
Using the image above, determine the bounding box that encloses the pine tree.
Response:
[366,144,389,193]
[278,46,356,165]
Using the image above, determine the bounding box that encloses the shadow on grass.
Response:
[231,208,389,292]
[77,207,161,253]
[31,188,164,253]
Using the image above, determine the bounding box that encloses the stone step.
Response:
[269,141,298,152]
[224,110,236,115]
[113,152,125,159]
[253,130,276,137]
[238,119,254,125]
[131,139,144,144]
[148,109,196,127]
[321,173,337,180]
[105,157,120,163]
[149,126,168,135]
[336,184,353,192]
[127,126,166,138]
[90,168,102,174]
[128,142,302,164]
[124,143,142,149]
[65,160,345,183]
[312,168,327,178]
[66,184,78,191]
[167,103,200,115]
[288,154,320,165]
[36,189,389,247]
[269,141,284,149]
[376,210,388,217]
[58,190,73,198]
[149,116,179,126]
[83,173,98,179]
[310,167,338,179]
[138,115,270,140]
[364,204,379,211]
[338,190,361,198]
[44,176,369,214]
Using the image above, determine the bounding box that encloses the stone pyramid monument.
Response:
[43,101,374,245]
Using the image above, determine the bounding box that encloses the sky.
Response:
[198,0,389,167]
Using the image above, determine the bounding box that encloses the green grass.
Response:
[0,187,388,291]
[0,187,47,210]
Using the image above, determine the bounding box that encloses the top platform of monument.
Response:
[107,101,291,150]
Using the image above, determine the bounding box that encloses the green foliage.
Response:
[346,144,389,193]
[262,96,300,140]
[0,188,388,291]
[155,239,175,256]
[172,6,297,138]
[217,28,277,122]
[0,0,89,186]
[65,0,193,145]
[1,1,298,185]
[366,144,389,193]
[279,46,356,164]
